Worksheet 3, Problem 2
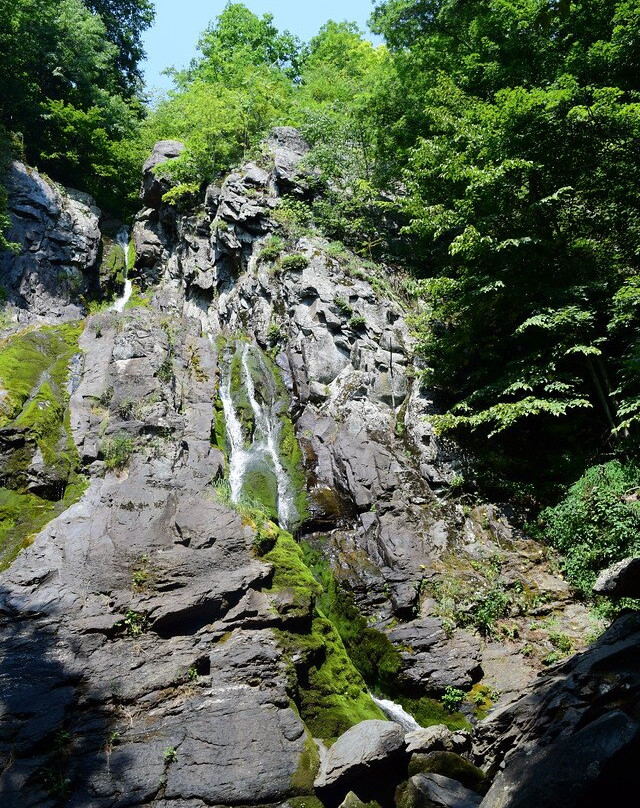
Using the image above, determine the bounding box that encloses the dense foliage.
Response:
[365,0,640,499]
[0,0,153,213]
[538,461,640,595]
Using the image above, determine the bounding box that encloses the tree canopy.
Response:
[0,0,154,212]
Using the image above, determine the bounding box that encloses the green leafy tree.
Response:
[366,0,640,496]
[0,0,153,213]
[538,461,640,595]
[146,3,300,187]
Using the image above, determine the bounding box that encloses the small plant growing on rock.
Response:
[334,296,353,316]
[98,386,114,408]
[349,313,366,330]
[258,235,285,263]
[102,433,134,470]
[157,356,173,384]
[116,399,136,420]
[267,321,282,345]
[117,609,148,637]
[280,253,309,272]
[164,746,178,764]
[212,477,233,505]
[441,686,465,713]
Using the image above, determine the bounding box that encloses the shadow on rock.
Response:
[0,586,136,808]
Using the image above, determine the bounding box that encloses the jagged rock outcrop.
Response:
[141,140,185,209]
[0,161,101,321]
[474,611,640,808]
[0,128,629,808]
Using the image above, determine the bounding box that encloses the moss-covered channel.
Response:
[0,323,87,569]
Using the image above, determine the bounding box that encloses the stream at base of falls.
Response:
[218,340,298,530]
[112,226,133,313]
[371,695,421,731]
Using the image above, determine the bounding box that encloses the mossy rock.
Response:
[264,531,322,618]
[0,324,86,568]
[286,798,325,808]
[98,236,126,293]
[0,477,87,570]
[408,752,488,795]
[279,616,386,742]
[394,695,471,733]
[339,793,382,808]
[290,733,320,795]
[241,464,279,521]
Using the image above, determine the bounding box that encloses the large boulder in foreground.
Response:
[474,611,640,808]
[315,719,406,803]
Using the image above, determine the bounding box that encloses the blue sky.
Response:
[142,0,379,93]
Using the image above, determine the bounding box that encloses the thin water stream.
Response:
[112,226,133,313]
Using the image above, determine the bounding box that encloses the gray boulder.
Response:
[387,619,482,694]
[405,726,472,756]
[315,719,406,804]
[593,555,640,598]
[396,774,482,808]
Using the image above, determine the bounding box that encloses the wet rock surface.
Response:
[0,131,633,807]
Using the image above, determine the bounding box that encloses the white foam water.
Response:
[372,695,421,731]
[218,341,298,529]
[112,226,133,313]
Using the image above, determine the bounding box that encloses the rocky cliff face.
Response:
[0,129,636,808]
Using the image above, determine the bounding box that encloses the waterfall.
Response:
[218,341,298,529]
[371,695,421,731]
[112,227,133,313]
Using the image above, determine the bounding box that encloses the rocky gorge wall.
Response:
[0,129,637,808]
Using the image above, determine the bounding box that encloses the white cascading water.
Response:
[219,342,297,529]
[112,226,133,313]
[371,695,421,731]
[219,347,250,505]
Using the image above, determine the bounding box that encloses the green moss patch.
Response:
[279,616,386,743]
[290,732,320,795]
[0,323,83,425]
[302,543,402,693]
[0,477,87,570]
[264,530,322,618]
[394,694,471,732]
[263,531,384,742]
[241,464,279,520]
[0,324,86,568]
[100,238,126,286]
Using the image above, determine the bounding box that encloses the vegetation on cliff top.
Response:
[0,0,153,214]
